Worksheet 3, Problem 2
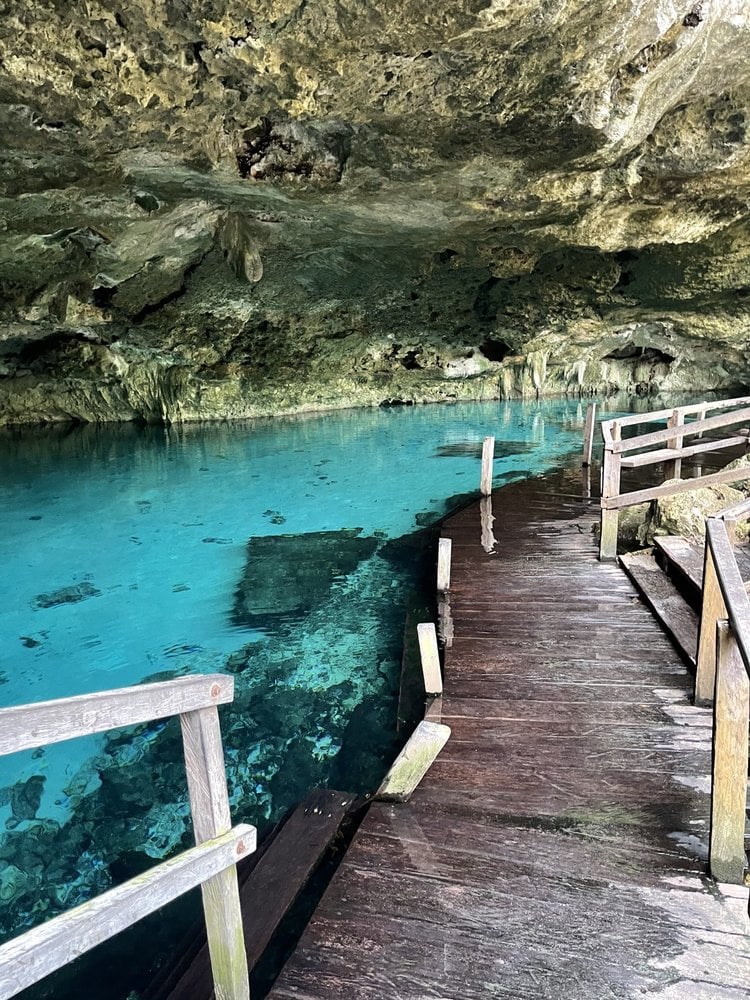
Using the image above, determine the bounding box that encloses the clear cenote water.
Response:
[0,396,635,998]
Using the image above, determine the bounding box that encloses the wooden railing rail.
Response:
[609,394,750,430]
[695,518,750,885]
[0,674,254,1000]
[608,406,750,455]
[598,395,750,559]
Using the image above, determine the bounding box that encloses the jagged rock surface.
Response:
[2,0,750,422]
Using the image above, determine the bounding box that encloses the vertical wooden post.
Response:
[696,404,707,439]
[480,436,494,496]
[582,402,597,467]
[709,621,749,885]
[437,537,452,593]
[599,421,621,561]
[696,542,726,707]
[665,409,684,480]
[417,623,443,697]
[181,706,250,1000]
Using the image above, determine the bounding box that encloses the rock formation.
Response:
[1,0,750,422]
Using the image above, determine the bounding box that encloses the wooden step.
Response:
[147,788,360,1000]
[619,550,699,666]
[652,535,704,606]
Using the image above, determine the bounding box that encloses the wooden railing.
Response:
[599,395,750,560]
[695,518,750,885]
[0,674,255,1000]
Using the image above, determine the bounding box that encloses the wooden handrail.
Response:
[0,674,234,755]
[704,518,750,676]
[0,675,253,1000]
[598,394,750,560]
[609,394,750,430]
[608,406,750,454]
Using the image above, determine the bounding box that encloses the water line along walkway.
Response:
[267,466,750,1000]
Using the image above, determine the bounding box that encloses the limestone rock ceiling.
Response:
[1,0,750,422]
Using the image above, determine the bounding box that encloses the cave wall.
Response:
[1,1,750,422]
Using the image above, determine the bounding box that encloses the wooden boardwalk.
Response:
[267,467,750,1000]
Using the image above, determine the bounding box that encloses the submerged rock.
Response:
[232,528,379,628]
[32,580,101,609]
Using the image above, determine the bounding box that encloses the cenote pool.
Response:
[0,395,651,997]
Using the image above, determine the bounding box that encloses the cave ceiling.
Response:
[1,0,750,422]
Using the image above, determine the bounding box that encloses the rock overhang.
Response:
[1,0,750,422]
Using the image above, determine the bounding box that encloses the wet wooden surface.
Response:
[268,466,750,1000]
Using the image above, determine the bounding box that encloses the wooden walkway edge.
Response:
[267,466,750,1000]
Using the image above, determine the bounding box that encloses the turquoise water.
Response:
[0,397,620,996]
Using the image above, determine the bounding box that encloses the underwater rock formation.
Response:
[1,1,750,422]
[232,528,380,627]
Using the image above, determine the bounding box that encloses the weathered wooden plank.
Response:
[181,707,250,1000]
[619,551,698,664]
[440,696,703,725]
[376,721,451,802]
[709,622,750,885]
[361,802,708,882]
[0,826,255,1000]
[0,674,234,756]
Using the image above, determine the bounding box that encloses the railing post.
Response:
[665,408,684,480]
[696,537,726,707]
[709,621,750,885]
[480,436,495,496]
[437,537,452,592]
[582,402,597,467]
[599,421,621,561]
[181,705,250,1000]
